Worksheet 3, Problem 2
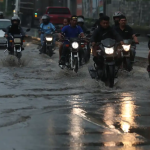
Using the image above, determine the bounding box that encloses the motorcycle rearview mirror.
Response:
[2,28,6,32]
[26,28,30,32]
[135,33,140,37]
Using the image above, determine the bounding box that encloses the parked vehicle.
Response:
[0,19,11,47]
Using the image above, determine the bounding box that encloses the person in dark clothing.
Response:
[115,15,139,62]
[5,16,25,53]
[77,17,87,33]
[112,11,124,29]
[92,13,104,28]
[0,11,4,19]
[91,16,123,67]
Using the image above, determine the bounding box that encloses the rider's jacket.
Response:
[40,23,55,34]
[6,25,25,36]
[91,26,122,43]
[115,25,134,39]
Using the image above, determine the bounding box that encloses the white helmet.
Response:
[77,17,84,23]
[113,11,124,18]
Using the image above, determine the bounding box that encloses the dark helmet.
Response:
[42,15,50,24]
[11,16,20,26]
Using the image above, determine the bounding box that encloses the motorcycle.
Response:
[59,37,85,73]
[41,31,55,57]
[121,34,140,71]
[89,38,117,88]
[3,28,30,63]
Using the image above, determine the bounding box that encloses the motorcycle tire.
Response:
[126,58,132,72]
[47,46,53,57]
[108,65,115,88]
[74,58,78,73]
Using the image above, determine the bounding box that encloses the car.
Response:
[0,19,11,46]
[45,7,71,25]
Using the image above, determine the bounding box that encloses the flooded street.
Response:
[0,42,150,150]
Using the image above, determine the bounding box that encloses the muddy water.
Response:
[0,43,150,150]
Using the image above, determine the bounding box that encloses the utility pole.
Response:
[5,0,8,13]
[14,0,19,16]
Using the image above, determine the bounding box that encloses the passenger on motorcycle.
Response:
[115,15,139,63]
[59,15,84,65]
[39,15,55,54]
[91,16,123,68]
[5,16,25,53]
[58,18,70,59]
[92,13,104,28]
[77,17,87,33]
[112,11,124,28]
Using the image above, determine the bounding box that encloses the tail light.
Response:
[65,44,69,47]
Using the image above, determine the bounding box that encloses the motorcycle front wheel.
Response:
[47,46,53,57]
[108,65,115,88]
[73,57,79,73]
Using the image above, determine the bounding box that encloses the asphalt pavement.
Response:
[0,30,149,149]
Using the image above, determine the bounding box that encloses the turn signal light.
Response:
[23,40,25,42]
[9,40,13,42]
[81,45,85,47]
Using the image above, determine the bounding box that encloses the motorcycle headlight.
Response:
[72,42,79,49]
[46,37,53,41]
[122,45,131,51]
[104,47,114,54]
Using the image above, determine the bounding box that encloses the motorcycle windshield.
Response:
[101,38,115,48]
[123,39,132,44]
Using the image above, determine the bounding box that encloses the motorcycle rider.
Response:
[91,15,123,68]
[115,15,139,63]
[93,13,104,28]
[58,18,70,59]
[39,15,55,54]
[77,17,87,33]
[0,11,4,19]
[112,11,124,28]
[59,15,84,65]
[5,16,25,54]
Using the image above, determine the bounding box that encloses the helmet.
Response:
[113,11,124,19]
[11,16,20,25]
[77,17,84,23]
[42,15,50,24]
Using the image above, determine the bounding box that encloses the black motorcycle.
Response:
[121,34,140,71]
[89,38,117,88]
[41,31,55,57]
[59,37,87,73]
[3,28,30,63]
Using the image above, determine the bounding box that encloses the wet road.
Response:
[0,43,150,150]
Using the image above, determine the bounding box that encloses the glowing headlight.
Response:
[72,42,79,49]
[104,47,114,54]
[122,45,131,51]
[46,37,53,41]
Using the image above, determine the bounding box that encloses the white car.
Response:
[0,19,11,46]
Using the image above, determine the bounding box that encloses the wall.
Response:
[82,0,104,19]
